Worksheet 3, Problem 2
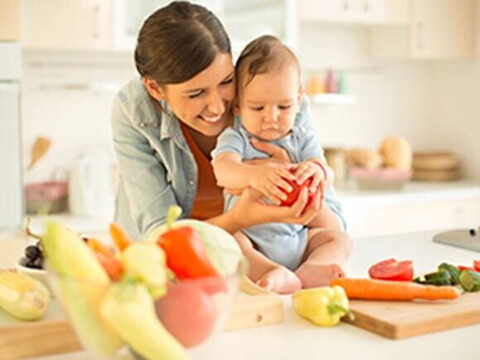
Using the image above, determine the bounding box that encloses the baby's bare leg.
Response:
[234,232,301,294]
[295,229,352,288]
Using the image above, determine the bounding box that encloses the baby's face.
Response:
[237,65,301,141]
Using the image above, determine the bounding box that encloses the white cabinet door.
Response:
[411,0,475,59]
[0,0,20,41]
[22,0,113,50]
[300,0,409,25]
[371,0,475,60]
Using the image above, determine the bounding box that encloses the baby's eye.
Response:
[279,104,292,110]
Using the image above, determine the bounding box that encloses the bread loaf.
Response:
[379,136,412,171]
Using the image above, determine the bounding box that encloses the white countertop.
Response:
[338,180,480,206]
[2,230,480,360]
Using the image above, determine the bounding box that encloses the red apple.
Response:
[154,282,218,348]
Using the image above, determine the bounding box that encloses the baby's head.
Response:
[235,35,303,141]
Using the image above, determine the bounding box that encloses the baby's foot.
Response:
[295,263,345,288]
[256,266,302,294]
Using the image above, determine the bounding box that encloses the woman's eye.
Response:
[251,106,264,111]
[221,77,234,85]
[188,92,203,99]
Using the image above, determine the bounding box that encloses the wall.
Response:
[428,3,480,180]
[298,19,479,181]
[21,50,135,183]
[21,10,480,184]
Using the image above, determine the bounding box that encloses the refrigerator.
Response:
[0,42,23,230]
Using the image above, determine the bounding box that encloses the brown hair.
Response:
[134,1,231,85]
[235,35,300,89]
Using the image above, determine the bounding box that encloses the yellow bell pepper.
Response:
[292,286,354,326]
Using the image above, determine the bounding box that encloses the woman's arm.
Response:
[206,186,321,234]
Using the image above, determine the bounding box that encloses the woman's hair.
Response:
[235,35,300,89]
[134,1,231,85]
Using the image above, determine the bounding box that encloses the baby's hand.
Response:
[250,163,296,204]
[295,161,327,192]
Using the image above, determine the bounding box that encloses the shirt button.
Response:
[139,122,146,128]
[189,180,194,186]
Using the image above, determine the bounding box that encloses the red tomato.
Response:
[458,265,475,271]
[155,283,218,348]
[279,170,317,208]
[474,260,480,272]
[368,258,414,281]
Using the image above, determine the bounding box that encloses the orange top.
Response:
[180,123,224,220]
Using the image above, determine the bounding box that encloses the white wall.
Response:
[427,3,480,179]
[299,20,479,181]
[21,12,480,184]
[21,50,136,183]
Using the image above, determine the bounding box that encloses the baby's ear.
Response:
[297,85,305,103]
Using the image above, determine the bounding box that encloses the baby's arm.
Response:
[212,152,296,204]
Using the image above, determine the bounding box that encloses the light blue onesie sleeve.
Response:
[211,126,245,159]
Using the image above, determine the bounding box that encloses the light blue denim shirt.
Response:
[111,78,346,241]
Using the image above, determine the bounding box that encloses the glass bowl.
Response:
[47,247,247,360]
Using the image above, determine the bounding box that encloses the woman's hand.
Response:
[247,138,292,164]
[230,186,321,229]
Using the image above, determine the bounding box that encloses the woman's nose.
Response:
[207,90,225,114]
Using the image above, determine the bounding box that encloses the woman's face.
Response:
[145,53,235,137]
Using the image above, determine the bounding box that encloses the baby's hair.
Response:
[235,35,301,89]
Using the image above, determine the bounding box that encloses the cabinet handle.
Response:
[92,5,100,39]
[363,0,370,13]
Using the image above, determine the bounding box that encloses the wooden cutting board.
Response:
[345,292,480,339]
[0,276,283,360]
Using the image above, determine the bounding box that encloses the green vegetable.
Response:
[459,270,480,292]
[100,281,188,360]
[413,269,452,286]
[42,222,123,356]
[438,263,460,285]
[292,286,353,327]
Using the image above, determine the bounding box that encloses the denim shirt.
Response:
[111,78,346,241]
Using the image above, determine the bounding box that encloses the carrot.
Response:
[94,252,124,282]
[330,278,461,301]
[109,222,133,251]
[85,237,114,257]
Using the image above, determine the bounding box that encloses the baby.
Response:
[212,35,351,294]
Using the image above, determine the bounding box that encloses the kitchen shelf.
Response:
[309,93,358,105]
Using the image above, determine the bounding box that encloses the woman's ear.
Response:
[142,78,165,101]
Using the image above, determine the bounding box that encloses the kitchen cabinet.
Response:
[371,0,476,60]
[22,0,113,50]
[299,0,409,26]
[0,0,20,41]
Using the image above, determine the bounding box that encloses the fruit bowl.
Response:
[47,246,246,360]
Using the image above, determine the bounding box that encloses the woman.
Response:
[111,1,346,242]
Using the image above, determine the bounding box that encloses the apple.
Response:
[154,282,218,348]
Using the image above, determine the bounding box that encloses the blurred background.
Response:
[1,0,479,237]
